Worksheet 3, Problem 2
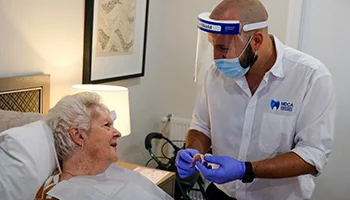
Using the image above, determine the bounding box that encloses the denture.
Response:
[190,153,205,167]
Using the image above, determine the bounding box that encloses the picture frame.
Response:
[83,0,149,84]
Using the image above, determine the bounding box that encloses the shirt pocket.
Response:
[259,112,295,154]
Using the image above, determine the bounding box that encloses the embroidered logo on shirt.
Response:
[270,99,280,110]
[270,99,294,112]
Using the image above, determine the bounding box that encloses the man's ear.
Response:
[251,31,264,52]
[69,127,85,146]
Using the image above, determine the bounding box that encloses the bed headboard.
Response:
[0,74,50,114]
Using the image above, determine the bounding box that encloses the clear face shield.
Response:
[194,12,268,83]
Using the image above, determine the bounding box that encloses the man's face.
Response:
[84,106,121,164]
[208,33,248,59]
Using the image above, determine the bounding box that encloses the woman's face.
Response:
[84,106,121,164]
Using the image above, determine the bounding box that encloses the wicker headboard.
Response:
[0,74,50,114]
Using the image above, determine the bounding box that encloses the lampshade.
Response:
[70,84,131,137]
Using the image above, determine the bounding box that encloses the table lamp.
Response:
[70,84,131,136]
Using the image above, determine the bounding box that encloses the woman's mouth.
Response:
[110,143,117,148]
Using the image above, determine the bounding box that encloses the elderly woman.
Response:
[35,92,172,200]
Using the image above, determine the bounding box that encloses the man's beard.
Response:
[239,44,257,69]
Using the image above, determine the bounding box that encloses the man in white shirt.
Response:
[175,0,336,199]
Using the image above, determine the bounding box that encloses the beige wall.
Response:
[260,0,290,43]
[0,0,83,107]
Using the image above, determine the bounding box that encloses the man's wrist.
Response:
[242,162,255,183]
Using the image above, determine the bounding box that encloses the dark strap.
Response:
[206,183,237,200]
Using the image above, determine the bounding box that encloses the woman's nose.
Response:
[112,127,122,138]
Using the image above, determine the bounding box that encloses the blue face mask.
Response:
[214,38,257,79]
[214,58,250,79]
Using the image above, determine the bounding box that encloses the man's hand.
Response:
[196,156,246,184]
[175,149,200,178]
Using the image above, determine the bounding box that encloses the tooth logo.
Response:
[270,99,280,110]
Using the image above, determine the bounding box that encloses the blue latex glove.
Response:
[175,149,200,178]
[196,155,246,184]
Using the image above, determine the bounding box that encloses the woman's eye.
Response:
[104,123,110,127]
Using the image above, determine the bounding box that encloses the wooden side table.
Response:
[115,161,176,198]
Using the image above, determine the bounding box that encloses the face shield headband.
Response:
[197,13,268,35]
[194,12,268,82]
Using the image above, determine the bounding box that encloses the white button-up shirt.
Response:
[190,36,336,200]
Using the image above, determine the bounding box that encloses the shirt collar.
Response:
[268,35,285,78]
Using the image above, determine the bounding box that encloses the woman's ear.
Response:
[69,127,85,146]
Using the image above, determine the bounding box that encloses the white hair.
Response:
[44,92,108,162]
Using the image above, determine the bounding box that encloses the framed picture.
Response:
[83,0,149,84]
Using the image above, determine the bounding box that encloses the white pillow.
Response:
[0,109,43,133]
[0,120,57,200]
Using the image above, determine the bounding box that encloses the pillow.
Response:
[0,109,43,133]
[0,120,58,200]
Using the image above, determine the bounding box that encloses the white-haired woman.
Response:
[36,92,172,200]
